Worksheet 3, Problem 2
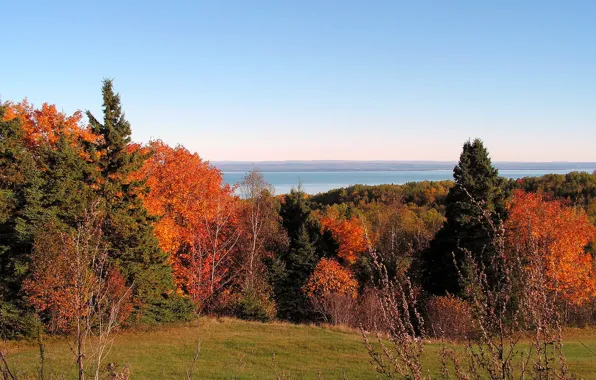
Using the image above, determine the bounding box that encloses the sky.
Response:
[2,0,595,162]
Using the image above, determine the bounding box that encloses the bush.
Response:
[308,292,357,326]
[139,293,195,324]
[0,302,40,339]
[356,287,388,332]
[565,299,596,327]
[234,288,277,322]
[425,294,475,341]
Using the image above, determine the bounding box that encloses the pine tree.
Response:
[86,80,188,322]
[419,138,506,295]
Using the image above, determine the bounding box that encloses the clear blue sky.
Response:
[2,1,595,161]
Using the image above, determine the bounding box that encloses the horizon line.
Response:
[211,159,596,164]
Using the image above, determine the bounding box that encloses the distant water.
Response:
[222,169,596,195]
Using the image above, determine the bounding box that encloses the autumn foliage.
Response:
[137,140,240,307]
[2,99,99,149]
[425,295,475,341]
[6,85,596,343]
[505,190,596,305]
[24,218,131,333]
[319,213,367,265]
[304,258,358,299]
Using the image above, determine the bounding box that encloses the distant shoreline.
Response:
[213,161,596,173]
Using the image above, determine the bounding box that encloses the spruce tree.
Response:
[419,138,506,295]
[0,106,43,337]
[0,104,113,335]
[273,186,322,321]
[86,80,188,322]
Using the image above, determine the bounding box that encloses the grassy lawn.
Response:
[3,318,596,379]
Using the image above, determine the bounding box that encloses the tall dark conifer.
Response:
[273,186,322,321]
[0,107,96,335]
[86,80,185,322]
[0,106,43,336]
[419,138,506,295]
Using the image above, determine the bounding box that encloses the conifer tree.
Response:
[273,186,322,321]
[419,138,506,295]
[0,106,42,336]
[1,103,108,335]
[86,80,187,322]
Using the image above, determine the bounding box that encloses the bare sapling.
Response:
[360,239,428,379]
[70,202,133,380]
[445,188,575,379]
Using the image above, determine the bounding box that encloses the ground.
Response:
[3,318,596,379]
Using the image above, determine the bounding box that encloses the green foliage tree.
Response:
[419,138,507,295]
[0,106,97,336]
[272,186,324,321]
[0,106,42,337]
[86,80,190,322]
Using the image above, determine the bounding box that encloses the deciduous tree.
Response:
[138,141,240,311]
[319,212,366,265]
[304,258,358,324]
[24,203,132,380]
[2,99,98,149]
[506,190,596,305]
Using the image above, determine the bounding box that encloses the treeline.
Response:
[1,81,595,341]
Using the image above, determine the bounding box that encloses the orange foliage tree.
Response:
[24,206,131,334]
[2,99,99,150]
[137,140,240,309]
[319,211,367,265]
[304,258,358,324]
[506,190,596,305]
[304,258,358,299]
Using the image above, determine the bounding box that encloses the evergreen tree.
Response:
[0,106,43,337]
[86,80,189,322]
[419,138,506,295]
[0,104,106,336]
[273,186,322,321]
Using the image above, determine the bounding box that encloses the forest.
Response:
[1,81,595,378]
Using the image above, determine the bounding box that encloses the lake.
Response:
[222,169,596,195]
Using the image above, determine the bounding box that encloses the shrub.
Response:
[425,294,475,341]
[304,259,358,325]
[234,288,277,322]
[356,287,388,332]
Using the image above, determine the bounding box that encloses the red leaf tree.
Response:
[137,140,240,310]
[506,190,596,305]
[2,99,99,150]
[319,211,367,265]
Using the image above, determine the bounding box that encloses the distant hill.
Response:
[212,160,596,172]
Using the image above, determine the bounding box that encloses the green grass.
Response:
[4,318,596,379]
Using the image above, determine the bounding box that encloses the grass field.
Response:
[3,318,596,379]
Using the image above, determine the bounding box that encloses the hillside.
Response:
[4,318,596,379]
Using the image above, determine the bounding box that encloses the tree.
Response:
[304,258,358,324]
[319,211,366,265]
[0,101,99,337]
[273,186,323,321]
[138,140,240,311]
[2,99,97,149]
[234,170,284,320]
[0,104,42,337]
[238,170,279,289]
[506,190,596,305]
[86,80,182,322]
[419,138,507,295]
[24,202,132,380]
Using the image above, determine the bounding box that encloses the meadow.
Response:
[4,318,596,379]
